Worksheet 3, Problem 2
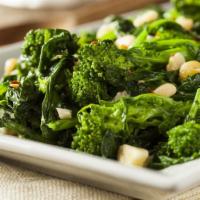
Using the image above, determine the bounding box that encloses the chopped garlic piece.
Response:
[113,91,129,101]
[115,35,135,49]
[176,16,193,31]
[153,83,177,97]
[134,10,158,27]
[4,58,18,75]
[166,52,185,72]
[118,144,149,167]
[179,61,200,80]
[56,108,72,119]
[96,23,116,40]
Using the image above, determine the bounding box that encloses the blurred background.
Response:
[0,0,167,46]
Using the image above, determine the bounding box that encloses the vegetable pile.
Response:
[1,0,200,169]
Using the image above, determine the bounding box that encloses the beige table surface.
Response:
[1,160,200,200]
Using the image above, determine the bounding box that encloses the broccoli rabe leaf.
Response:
[174,74,200,101]
[40,57,69,138]
[134,19,193,46]
[5,74,42,131]
[106,15,135,34]
[38,30,78,77]
[0,108,46,142]
[101,131,122,158]
[172,0,200,20]
[72,94,189,156]
[150,89,200,169]
[72,98,128,155]
[20,29,67,76]
[20,28,78,82]
[0,28,78,146]
[71,39,192,106]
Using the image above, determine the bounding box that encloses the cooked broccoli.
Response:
[174,74,200,101]
[150,89,200,168]
[72,94,189,157]
[106,15,135,34]
[168,121,200,157]
[0,28,79,146]
[2,0,200,170]
[19,29,78,79]
[71,37,200,106]
[78,31,96,46]
[70,40,134,106]
[134,19,193,46]
[172,0,200,20]
[71,40,164,106]
[96,15,135,41]
[151,121,200,168]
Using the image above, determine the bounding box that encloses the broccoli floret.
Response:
[20,28,78,78]
[168,121,200,157]
[72,99,127,156]
[70,41,135,106]
[150,89,200,168]
[78,31,96,46]
[20,29,63,75]
[151,121,200,168]
[71,71,109,106]
[72,94,189,157]
[71,38,200,106]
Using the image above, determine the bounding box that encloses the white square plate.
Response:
[1,12,200,200]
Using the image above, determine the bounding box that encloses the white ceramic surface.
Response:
[0,0,99,9]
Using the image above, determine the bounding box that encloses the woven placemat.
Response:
[0,161,199,200]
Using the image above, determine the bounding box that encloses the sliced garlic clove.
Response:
[4,58,18,75]
[179,61,200,80]
[118,144,149,167]
[134,10,159,27]
[166,52,185,72]
[153,83,177,97]
[56,108,72,119]
[176,16,193,31]
[115,35,135,50]
[96,23,117,41]
[113,90,129,101]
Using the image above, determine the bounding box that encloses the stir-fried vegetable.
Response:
[1,0,200,169]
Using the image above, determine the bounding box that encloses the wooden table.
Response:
[0,0,166,46]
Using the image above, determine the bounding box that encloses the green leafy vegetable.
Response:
[72,94,189,156]
[1,0,200,169]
